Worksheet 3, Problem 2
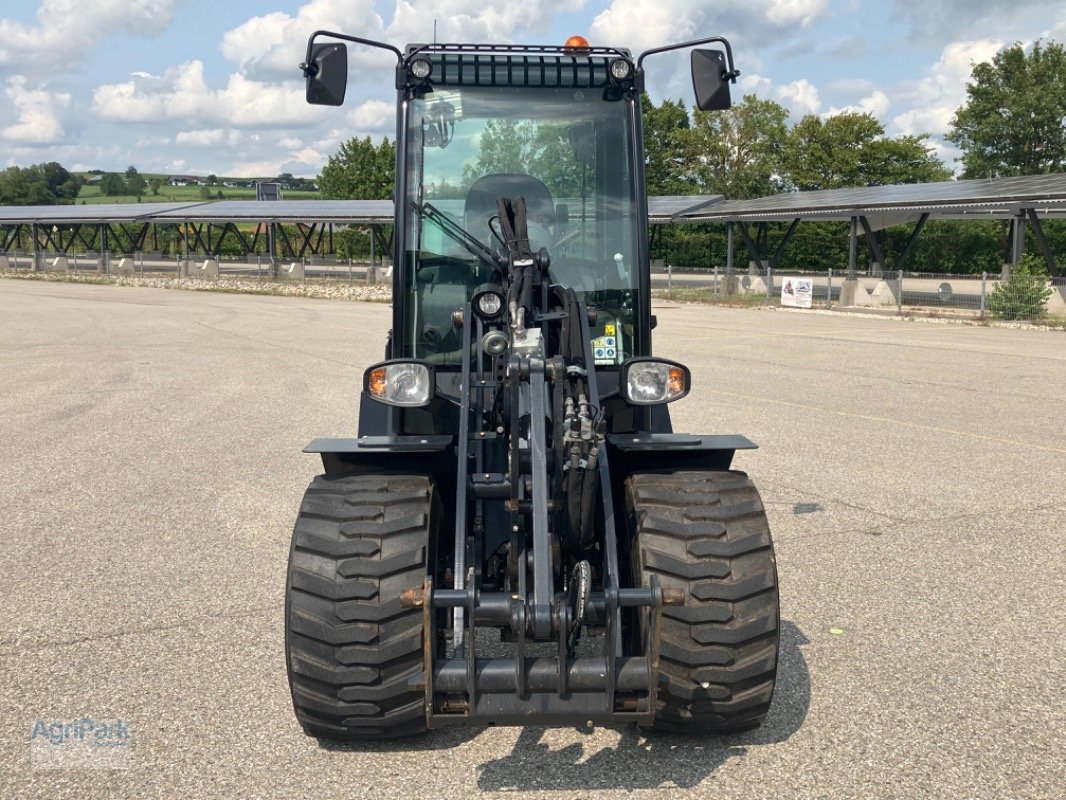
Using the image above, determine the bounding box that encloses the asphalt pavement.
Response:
[1,278,1063,799]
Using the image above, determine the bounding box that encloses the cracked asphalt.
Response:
[1,279,1063,799]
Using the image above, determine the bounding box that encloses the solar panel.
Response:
[0,202,207,225]
[146,200,396,224]
[648,195,723,222]
[675,174,1066,223]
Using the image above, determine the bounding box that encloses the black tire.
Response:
[627,470,779,733]
[285,473,437,740]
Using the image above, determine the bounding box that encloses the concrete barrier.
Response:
[839,278,875,307]
[46,256,70,273]
[282,261,304,280]
[198,259,219,277]
[871,279,900,306]
[738,274,768,295]
[178,260,191,277]
[0,255,10,270]
[115,258,135,275]
[1048,285,1066,315]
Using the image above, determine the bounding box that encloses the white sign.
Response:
[781,278,813,308]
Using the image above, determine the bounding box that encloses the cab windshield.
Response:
[403,85,640,365]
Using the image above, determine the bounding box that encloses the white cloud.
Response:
[766,0,830,28]
[220,0,386,82]
[739,72,774,97]
[826,89,889,119]
[891,39,1003,137]
[0,0,180,73]
[777,79,822,116]
[174,129,245,148]
[347,99,394,133]
[735,74,821,117]
[387,0,589,44]
[1,77,70,145]
[590,0,830,56]
[221,0,589,83]
[91,61,321,129]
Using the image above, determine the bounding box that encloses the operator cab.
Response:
[403,80,640,366]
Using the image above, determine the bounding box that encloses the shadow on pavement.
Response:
[475,620,811,792]
[315,725,481,753]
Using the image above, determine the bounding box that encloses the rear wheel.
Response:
[285,473,437,740]
[627,470,779,733]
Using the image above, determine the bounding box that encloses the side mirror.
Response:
[305,42,348,106]
[691,49,731,111]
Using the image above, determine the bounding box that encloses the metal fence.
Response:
[653,264,1066,323]
[0,249,389,285]
[4,248,1064,323]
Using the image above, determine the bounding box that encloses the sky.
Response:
[2,0,1065,179]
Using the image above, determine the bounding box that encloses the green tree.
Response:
[460,120,588,199]
[464,120,536,180]
[0,162,81,205]
[987,252,1054,320]
[100,173,125,196]
[641,94,695,195]
[148,177,162,196]
[686,94,790,199]
[125,166,147,197]
[783,111,949,190]
[319,136,396,199]
[948,40,1066,177]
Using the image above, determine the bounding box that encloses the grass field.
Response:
[76,183,322,204]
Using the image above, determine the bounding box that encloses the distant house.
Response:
[168,175,204,186]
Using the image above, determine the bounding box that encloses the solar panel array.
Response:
[647,195,723,222]
[3,174,1066,229]
[0,202,203,225]
[674,174,1066,223]
[0,200,395,226]
[148,200,396,224]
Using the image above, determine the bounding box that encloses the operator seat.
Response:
[463,173,556,247]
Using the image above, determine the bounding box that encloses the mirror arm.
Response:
[300,29,404,80]
[636,35,739,79]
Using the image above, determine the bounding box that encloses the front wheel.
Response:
[627,470,779,733]
[285,473,437,740]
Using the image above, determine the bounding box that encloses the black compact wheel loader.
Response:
[285,29,779,739]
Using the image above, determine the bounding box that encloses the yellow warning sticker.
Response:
[604,323,616,336]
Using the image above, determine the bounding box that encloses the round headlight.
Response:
[477,291,503,317]
[609,58,633,81]
[409,58,432,80]
[472,286,506,320]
